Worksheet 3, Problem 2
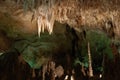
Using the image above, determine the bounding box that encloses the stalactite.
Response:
[41,17,45,33]
[0,52,4,56]
[63,7,68,21]
[37,16,41,37]
[49,10,55,34]
[58,7,61,22]
[16,0,20,4]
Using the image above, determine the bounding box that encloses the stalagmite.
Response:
[71,75,74,80]
[64,75,69,80]
[88,42,93,77]
[32,69,36,78]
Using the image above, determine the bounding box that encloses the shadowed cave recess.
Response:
[0,0,120,80]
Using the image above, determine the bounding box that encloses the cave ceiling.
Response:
[0,0,120,53]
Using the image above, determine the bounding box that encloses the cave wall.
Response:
[0,0,120,80]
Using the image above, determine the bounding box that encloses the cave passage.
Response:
[0,22,120,80]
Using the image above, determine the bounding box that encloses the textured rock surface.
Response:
[0,0,120,37]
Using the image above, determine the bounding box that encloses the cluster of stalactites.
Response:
[36,0,73,37]
[27,0,79,37]
[37,7,55,37]
[36,0,56,37]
